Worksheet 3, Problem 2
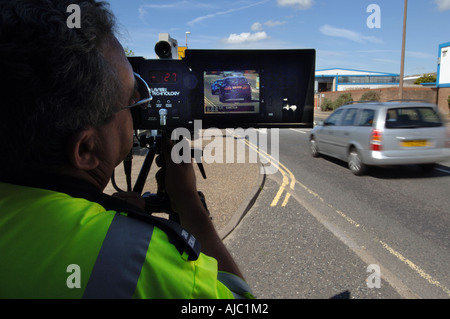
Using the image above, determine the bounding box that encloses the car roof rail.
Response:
[342,101,382,105]
[387,99,431,103]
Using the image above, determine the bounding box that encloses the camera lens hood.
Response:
[155,41,173,59]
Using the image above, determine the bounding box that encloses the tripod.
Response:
[111,129,208,224]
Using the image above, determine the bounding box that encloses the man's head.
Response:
[0,0,135,187]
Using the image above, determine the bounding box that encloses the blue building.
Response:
[437,42,450,88]
[437,42,450,115]
[315,68,400,92]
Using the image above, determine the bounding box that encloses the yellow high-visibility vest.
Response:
[0,179,253,299]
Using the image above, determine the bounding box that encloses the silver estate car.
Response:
[309,102,450,175]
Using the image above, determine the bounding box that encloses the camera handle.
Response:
[131,131,208,222]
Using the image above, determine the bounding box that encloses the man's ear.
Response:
[68,127,100,171]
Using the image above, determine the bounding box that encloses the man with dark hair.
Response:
[0,0,252,299]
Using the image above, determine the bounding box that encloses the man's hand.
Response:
[155,138,205,216]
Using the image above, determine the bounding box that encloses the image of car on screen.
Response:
[211,79,224,95]
[219,77,252,103]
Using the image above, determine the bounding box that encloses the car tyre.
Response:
[310,137,320,158]
[348,148,367,176]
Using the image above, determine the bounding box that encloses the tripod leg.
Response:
[132,145,157,195]
[123,152,133,192]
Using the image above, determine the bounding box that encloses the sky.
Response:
[107,0,450,76]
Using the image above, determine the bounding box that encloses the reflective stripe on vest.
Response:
[83,213,154,299]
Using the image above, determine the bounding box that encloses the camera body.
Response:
[127,47,316,131]
[154,33,179,59]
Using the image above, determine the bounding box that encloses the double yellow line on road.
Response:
[269,159,295,207]
[226,129,295,207]
[204,97,216,109]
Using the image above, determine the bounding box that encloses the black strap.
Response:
[94,193,201,261]
[0,174,201,261]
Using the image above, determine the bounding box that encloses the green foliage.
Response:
[448,94,450,109]
[333,93,353,109]
[360,91,380,102]
[414,74,436,85]
[320,93,354,111]
[124,47,135,57]
[321,98,333,111]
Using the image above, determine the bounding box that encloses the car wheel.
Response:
[348,148,367,176]
[310,137,320,157]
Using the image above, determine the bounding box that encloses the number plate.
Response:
[401,140,429,147]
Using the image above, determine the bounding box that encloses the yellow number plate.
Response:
[401,140,429,147]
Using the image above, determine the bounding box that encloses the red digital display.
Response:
[148,71,178,84]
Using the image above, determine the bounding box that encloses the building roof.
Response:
[316,68,399,77]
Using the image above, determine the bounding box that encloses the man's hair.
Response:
[0,0,121,176]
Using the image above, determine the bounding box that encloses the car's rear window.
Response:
[225,78,248,85]
[385,107,442,128]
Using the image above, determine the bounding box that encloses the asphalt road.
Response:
[224,126,450,299]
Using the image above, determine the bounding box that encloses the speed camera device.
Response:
[127,37,316,131]
[118,35,316,217]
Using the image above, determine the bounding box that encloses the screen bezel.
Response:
[185,49,316,129]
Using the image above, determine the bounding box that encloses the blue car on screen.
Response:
[219,77,252,103]
[211,79,224,95]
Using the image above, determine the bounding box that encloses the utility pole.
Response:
[185,31,191,48]
[399,0,408,100]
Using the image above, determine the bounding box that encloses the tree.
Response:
[360,91,380,102]
[333,93,353,110]
[321,98,333,111]
[414,74,436,85]
[124,47,135,57]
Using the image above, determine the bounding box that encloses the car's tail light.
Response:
[224,86,232,91]
[371,129,382,151]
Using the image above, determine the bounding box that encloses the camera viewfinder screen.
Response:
[204,70,260,114]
